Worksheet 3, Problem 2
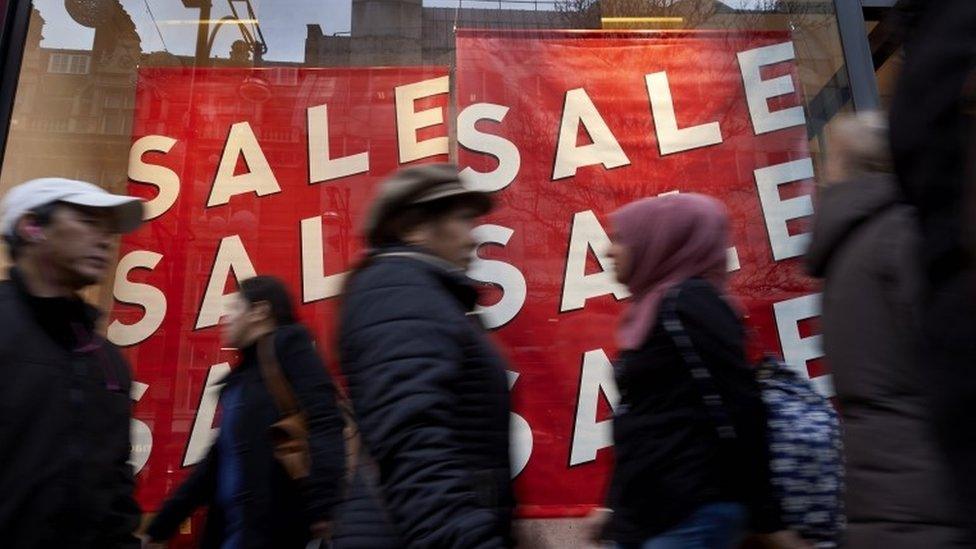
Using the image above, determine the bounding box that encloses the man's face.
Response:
[32,204,116,288]
[422,206,480,270]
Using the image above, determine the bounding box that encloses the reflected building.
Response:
[0,2,141,280]
[305,0,577,67]
[0,0,280,198]
[1,3,140,197]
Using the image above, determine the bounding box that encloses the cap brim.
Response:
[414,188,493,215]
[60,192,145,234]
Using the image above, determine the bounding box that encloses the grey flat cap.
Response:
[363,163,492,246]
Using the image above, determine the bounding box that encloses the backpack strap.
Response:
[660,287,738,441]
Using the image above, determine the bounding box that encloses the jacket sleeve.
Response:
[102,364,142,548]
[274,325,345,522]
[677,284,784,534]
[146,444,218,541]
[341,280,506,549]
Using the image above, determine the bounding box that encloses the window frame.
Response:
[0,0,891,168]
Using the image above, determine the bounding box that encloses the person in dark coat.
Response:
[0,178,145,548]
[806,112,969,547]
[337,164,514,548]
[589,193,806,549]
[889,0,976,536]
[145,276,345,548]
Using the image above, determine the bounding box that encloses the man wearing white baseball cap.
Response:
[0,178,144,548]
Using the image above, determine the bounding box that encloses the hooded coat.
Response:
[806,175,968,547]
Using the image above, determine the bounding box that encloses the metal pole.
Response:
[195,0,213,67]
[0,0,32,167]
[833,0,880,110]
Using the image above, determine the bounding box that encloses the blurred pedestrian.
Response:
[336,164,513,548]
[0,178,144,548]
[588,193,808,549]
[144,276,345,548]
[889,0,976,535]
[807,112,968,547]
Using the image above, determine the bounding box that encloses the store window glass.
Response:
[865,13,901,110]
[0,0,855,540]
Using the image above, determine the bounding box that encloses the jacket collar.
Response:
[370,245,480,311]
[805,174,904,278]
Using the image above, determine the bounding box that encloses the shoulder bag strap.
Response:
[257,333,301,416]
[333,382,362,481]
[660,287,738,441]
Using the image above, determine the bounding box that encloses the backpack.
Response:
[661,289,844,548]
[756,358,844,548]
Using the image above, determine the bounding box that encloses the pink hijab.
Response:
[611,193,731,351]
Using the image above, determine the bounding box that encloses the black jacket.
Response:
[0,272,140,548]
[607,278,780,543]
[338,247,514,548]
[146,324,345,549]
[806,176,969,547]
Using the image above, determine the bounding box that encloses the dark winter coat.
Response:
[890,0,976,536]
[607,278,781,543]
[0,270,141,548]
[806,175,969,547]
[338,247,514,548]
[146,324,345,549]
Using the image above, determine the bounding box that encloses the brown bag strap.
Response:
[257,333,301,417]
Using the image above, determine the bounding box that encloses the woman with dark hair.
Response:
[336,164,513,548]
[588,194,807,549]
[144,276,345,549]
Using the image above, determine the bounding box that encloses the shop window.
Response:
[0,3,863,543]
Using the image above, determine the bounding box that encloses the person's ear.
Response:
[250,300,273,324]
[402,222,431,246]
[16,215,46,243]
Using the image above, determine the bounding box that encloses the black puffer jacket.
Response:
[146,324,345,549]
[806,175,969,547]
[338,247,514,548]
[0,270,140,548]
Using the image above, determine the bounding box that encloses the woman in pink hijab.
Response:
[588,194,808,549]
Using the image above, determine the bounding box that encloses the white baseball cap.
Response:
[0,177,144,237]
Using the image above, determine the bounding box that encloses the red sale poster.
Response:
[112,30,824,522]
[113,66,452,509]
[454,29,823,516]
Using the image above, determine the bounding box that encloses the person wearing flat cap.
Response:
[335,164,514,548]
[0,178,144,548]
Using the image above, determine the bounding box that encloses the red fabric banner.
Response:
[453,29,821,517]
[114,66,452,509]
[113,30,824,521]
